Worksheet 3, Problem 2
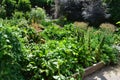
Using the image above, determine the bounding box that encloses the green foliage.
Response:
[0,0,31,18]
[110,0,120,22]
[29,7,47,23]
[114,21,120,44]
[0,10,119,79]
[29,0,53,15]
[0,6,6,18]
[116,21,120,26]
[2,0,16,17]
[23,39,84,80]
[30,0,53,7]
[54,16,69,27]
[17,0,31,12]
[13,11,25,19]
[27,27,42,43]
[0,0,120,79]
[0,20,26,79]
[41,24,67,40]
[105,0,120,22]
[22,23,118,79]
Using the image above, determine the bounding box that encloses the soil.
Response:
[83,62,120,80]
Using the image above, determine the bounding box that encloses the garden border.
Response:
[71,62,105,79]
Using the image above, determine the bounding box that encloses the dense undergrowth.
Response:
[0,9,120,79]
[0,0,120,80]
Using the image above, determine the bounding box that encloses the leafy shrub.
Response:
[2,0,16,17]
[24,39,84,80]
[13,11,25,19]
[82,0,110,26]
[1,0,31,18]
[29,0,53,15]
[27,27,43,43]
[30,0,53,7]
[0,6,6,18]
[116,21,120,26]
[41,24,67,40]
[17,0,31,12]
[55,0,110,26]
[113,21,120,45]
[0,21,26,79]
[114,32,120,45]
[58,0,83,21]
[29,7,47,23]
[12,11,30,20]
[105,0,120,23]
[53,16,68,27]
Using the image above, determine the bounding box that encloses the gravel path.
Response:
[83,63,120,80]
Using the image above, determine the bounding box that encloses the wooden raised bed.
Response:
[83,61,105,77]
[71,61,105,79]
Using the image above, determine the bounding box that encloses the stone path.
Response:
[83,63,120,80]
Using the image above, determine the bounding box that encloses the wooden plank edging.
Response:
[70,61,105,79]
[83,61,105,78]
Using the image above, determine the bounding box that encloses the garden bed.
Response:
[0,17,119,80]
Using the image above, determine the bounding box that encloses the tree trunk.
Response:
[54,0,60,18]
